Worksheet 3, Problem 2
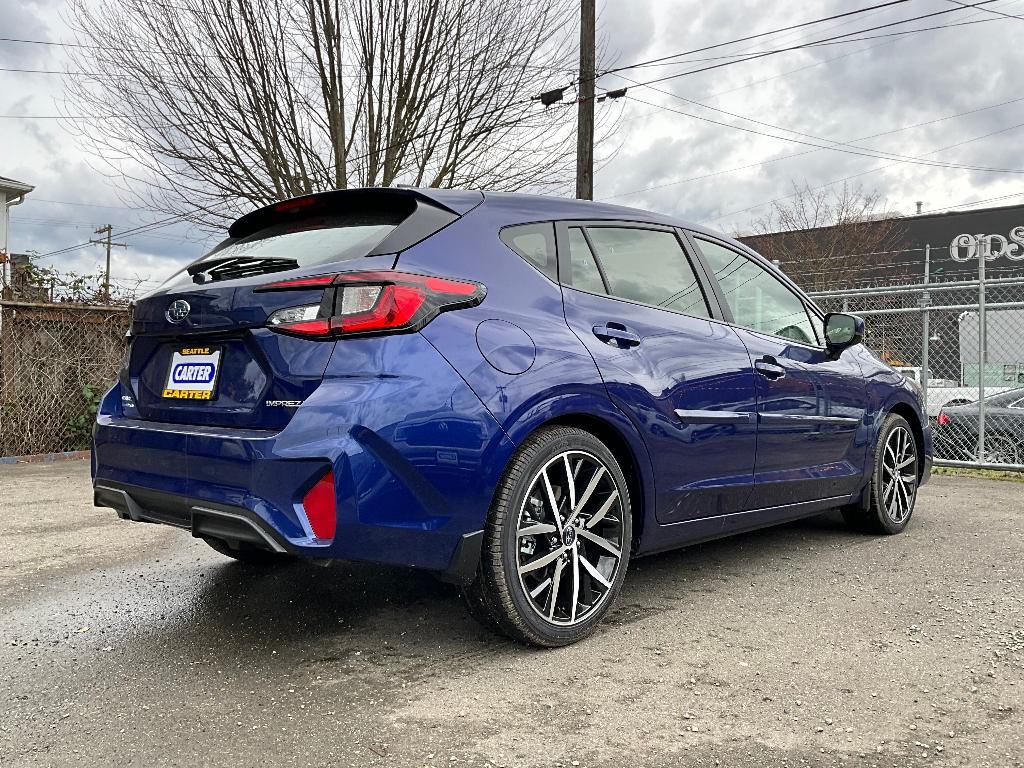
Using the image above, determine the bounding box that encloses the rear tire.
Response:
[202,537,293,565]
[843,413,919,535]
[463,426,632,647]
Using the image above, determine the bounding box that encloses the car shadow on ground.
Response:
[154,508,877,656]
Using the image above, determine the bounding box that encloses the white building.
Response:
[1,175,35,292]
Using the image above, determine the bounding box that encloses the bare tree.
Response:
[65,0,617,230]
[741,182,909,292]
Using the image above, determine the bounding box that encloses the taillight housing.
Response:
[302,470,337,540]
[937,411,950,427]
[259,270,486,339]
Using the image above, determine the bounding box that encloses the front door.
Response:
[557,222,759,523]
[691,235,869,508]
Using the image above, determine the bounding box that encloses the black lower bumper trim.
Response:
[94,481,290,553]
[438,529,483,585]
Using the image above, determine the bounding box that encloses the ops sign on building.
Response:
[950,227,1024,262]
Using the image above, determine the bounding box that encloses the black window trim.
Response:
[688,231,827,351]
[553,219,727,322]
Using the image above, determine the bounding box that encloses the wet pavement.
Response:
[1,461,1022,767]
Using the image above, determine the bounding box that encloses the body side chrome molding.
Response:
[673,409,756,425]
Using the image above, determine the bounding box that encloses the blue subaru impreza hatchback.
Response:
[93,188,931,646]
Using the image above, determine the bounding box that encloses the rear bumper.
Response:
[94,480,290,553]
[92,479,484,582]
[92,332,515,583]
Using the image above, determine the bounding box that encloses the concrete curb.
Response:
[0,450,91,465]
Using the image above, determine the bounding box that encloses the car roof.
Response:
[229,187,760,266]
[471,190,723,238]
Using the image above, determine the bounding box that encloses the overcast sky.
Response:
[2,0,1023,293]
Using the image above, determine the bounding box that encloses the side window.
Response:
[696,238,817,345]
[501,223,557,281]
[566,227,607,295]
[583,227,711,318]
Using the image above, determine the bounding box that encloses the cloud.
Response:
[592,0,1024,234]
[0,0,65,68]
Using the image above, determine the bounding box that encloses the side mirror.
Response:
[824,312,864,353]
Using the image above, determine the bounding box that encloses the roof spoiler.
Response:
[228,187,482,241]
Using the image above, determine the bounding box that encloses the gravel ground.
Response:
[1,461,1021,767]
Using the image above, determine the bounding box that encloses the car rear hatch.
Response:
[125,188,482,430]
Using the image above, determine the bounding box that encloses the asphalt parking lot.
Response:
[1,461,1021,767]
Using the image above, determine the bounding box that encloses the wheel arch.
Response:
[542,413,647,549]
[502,398,656,553]
[887,400,926,481]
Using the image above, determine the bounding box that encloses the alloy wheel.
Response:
[881,426,917,524]
[515,450,624,626]
[982,436,1020,465]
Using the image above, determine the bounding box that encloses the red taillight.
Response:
[261,270,486,339]
[937,411,950,426]
[302,470,336,540]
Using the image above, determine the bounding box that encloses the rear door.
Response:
[691,235,869,507]
[557,221,759,523]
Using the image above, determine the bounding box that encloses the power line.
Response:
[1,3,998,120]
[594,0,914,78]
[703,119,1024,225]
[624,94,1024,176]
[22,197,138,210]
[920,190,1024,214]
[601,93,1024,203]
[598,1,1002,92]
[613,69,1024,174]
[946,0,1024,19]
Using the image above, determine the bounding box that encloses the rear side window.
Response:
[566,227,607,294]
[501,223,557,280]
[584,227,710,318]
[696,238,818,345]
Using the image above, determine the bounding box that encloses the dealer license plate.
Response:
[162,346,222,400]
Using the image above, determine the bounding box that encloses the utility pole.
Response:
[89,225,127,303]
[576,0,596,200]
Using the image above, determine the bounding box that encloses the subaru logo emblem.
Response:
[166,299,191,324]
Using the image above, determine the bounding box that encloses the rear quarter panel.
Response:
[397,205,660,548]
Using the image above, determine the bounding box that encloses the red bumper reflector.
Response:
[936,411,950,426]
[303,470,337,540]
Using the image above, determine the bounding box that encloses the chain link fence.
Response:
[0,300,130,457]
[808,247,1024,471]
[1,251,1022,470]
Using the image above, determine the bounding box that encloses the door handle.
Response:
[754,356,786,379]
[593,323,641,348]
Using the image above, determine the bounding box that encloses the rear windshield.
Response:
[200,211,402,268]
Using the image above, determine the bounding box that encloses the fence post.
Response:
[921,245,930,415]
[977,238,987,461]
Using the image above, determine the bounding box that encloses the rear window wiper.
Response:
[188,256,299,285]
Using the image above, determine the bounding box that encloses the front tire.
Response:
[843,413,919,534]
[464,426,632,647]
